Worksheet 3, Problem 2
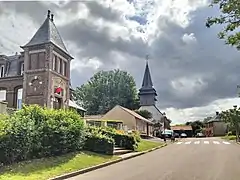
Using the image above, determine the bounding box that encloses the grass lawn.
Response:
[136,139,165,152]
[0,151,118,180]
[222,135,236,141]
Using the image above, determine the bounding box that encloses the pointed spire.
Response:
[141,55,153,88]
[138,55,157,106]
[21,10,71,58]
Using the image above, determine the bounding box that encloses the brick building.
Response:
[0,10,84,112]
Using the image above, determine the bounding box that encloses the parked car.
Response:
[180,133,187,138]
[196,133,206,138]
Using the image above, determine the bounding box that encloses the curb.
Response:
[49,143,167,180]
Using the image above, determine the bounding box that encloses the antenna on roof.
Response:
[51,14,54,22]
[47,10,51,18]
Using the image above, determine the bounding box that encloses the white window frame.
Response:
[20,62,24,75]
[0,65,4,78]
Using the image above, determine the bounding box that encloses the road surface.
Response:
[68,137,240,180]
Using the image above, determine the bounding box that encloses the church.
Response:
[0,10,85,113]
[138,59,171,130]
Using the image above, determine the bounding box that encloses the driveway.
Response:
[68,137,240,180]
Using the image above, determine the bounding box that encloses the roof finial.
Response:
[47,10,51,18]
[51,14,54,22]
[145,54,149,64]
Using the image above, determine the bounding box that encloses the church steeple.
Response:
[138,55,157,106]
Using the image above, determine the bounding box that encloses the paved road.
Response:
[68,137,240,180]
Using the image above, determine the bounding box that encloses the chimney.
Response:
[216,111,219,116]
[51,14,54,22]
[47,10,51,18]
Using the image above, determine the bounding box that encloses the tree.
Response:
[135,110,152,119]
[74,69,140,115]
[206,0,240,50]
[185,120,204,135]
[220,106,240,142]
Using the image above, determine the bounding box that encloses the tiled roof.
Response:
[171,125,192,131]
[119,105,153,124]
[23,12,69,55]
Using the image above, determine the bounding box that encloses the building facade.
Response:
[101,105,153,136]
[0,10,75,110]
[205,112,228,137]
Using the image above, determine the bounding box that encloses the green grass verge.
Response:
[222,135,236,141]
[136,139,165,152]
[0,151,118,180]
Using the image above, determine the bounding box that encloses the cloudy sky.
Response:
[0,0,240,124]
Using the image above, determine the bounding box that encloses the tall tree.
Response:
[135,110,152,119]
[206,0,240,50]
[74,69,140,115]
[220,106,240,142]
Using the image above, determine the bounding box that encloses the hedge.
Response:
[0,105,85,165]
[84,131,114,155]
[86,126,138,150]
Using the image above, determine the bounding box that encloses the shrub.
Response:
[0,105,85,165]
[85,126,138,150]
[84,131,114,155]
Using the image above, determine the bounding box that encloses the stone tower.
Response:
[21,10,73,109]
[138,60,157,106]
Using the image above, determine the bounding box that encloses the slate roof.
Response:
[22,11,69,55]
[139,61,157,96]
[207,115,221,123]
[0,54,23,77]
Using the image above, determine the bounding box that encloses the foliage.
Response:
[220,106,240,141]
[0,105,85,165]
[206,0,240,50]
[135,110,152,119]
[84,131,114,155]
[185,120,204,135]
[85,126,138,150]
[74,69,140,115]
[0,151,118,180]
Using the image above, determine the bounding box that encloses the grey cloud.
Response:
[59,18,148,63]
[1,1,58,23]
[83,1,121,22]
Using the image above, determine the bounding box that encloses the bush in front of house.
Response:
[84,131,114,155]
[85,126,138,150]
[0,105,85,165]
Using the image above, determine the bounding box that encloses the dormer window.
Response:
[20,62,24,75]
[0,65,5,78]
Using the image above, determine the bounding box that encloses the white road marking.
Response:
[213,141,220,144]
[176,142,183,145]
[204,141,209,144]
[223,141,230,145]
[185,141,191,144]
[194,141,200,144]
